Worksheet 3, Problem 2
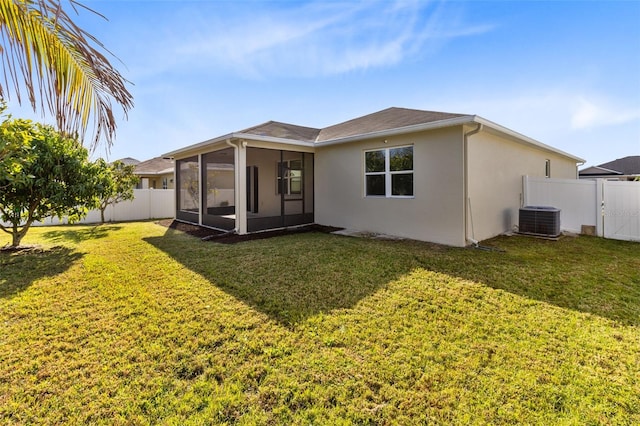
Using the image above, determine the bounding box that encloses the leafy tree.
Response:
[95,159,139,223]
[0,108,33,192]
[0,0,134,150]
[0,116,103,247]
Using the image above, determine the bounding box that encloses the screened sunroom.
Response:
[172,139,314,235]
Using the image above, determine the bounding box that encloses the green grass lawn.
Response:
[1,222,639,425]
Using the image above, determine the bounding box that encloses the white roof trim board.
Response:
[580,166,623,175]
[163,132,315,158]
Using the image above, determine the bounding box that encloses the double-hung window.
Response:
[365,145,413,197]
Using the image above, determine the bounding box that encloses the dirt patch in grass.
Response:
[156,219,219,239]
[156,219,341,244]
[1,244,41,253]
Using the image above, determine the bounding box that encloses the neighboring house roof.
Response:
[134,157,174,176]
[115,157,140,166]
[579,156,640,177]
[164,107,585,163]
[579,166,623,176]
[597,156,640,175]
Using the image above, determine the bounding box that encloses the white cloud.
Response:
[571,97,640,130]
[431,89,640,167]
[435,90,640,135]
[167,0,494,78]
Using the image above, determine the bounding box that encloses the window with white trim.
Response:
[545,159,551,178]
[277,159,302,195]
[365,145,414,197]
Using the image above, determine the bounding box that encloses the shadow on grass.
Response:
[147,226,640,327]
[0,246,84,298]
[42,225,123,244]
[144,228,413,326]
[410,235,640,327]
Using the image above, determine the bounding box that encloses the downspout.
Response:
[238,140,248,234]
[163,156,177,217]
[198,153,204,226]
[464,122,483,246]
[225,139,240,235]
[576,160,585,179]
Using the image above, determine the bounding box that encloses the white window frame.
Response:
[364,145,414,198]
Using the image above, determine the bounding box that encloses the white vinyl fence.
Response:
[2,189,174,228]
[523,176,640,242]
[602,181,640,241]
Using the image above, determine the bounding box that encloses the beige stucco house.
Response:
[164,107,584,246]
[134,157,175,190]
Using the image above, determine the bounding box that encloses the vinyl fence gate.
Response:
[523,176,640,242]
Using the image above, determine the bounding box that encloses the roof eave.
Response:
[233,132,316,147]
[473,116,586,163]
[579,166,622,175]
[134,168,174,176]
[162,133,235,159]
[162,132,314,158]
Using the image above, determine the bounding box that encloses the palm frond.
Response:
[0,0,133,151]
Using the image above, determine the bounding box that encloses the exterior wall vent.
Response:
[519,206,561,237]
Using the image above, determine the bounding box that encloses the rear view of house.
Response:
[164,107,584,246]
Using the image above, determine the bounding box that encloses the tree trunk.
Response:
[100,207,105,224]
[11,223,22,247]
[11,222,27,247]
[11,231,22,247]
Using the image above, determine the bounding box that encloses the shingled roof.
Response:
[114,157,140,166]
[164,106,584,163]
[239,107,467,143]
[316,107,467,142]
[597,156,640,175]
[240,121,320,142]
[134,157,174,175]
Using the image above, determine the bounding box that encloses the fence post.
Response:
[147,189,152,219]
[596,179,604,237]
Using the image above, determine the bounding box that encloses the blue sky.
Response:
[6,0,640,167]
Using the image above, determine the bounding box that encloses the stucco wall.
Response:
[315,127,466,246]
[466,128,579,242]
[138,173,174,189]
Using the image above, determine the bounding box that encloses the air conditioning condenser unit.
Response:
[519,206,561,237]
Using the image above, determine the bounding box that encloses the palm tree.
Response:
[0,0,133,151]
